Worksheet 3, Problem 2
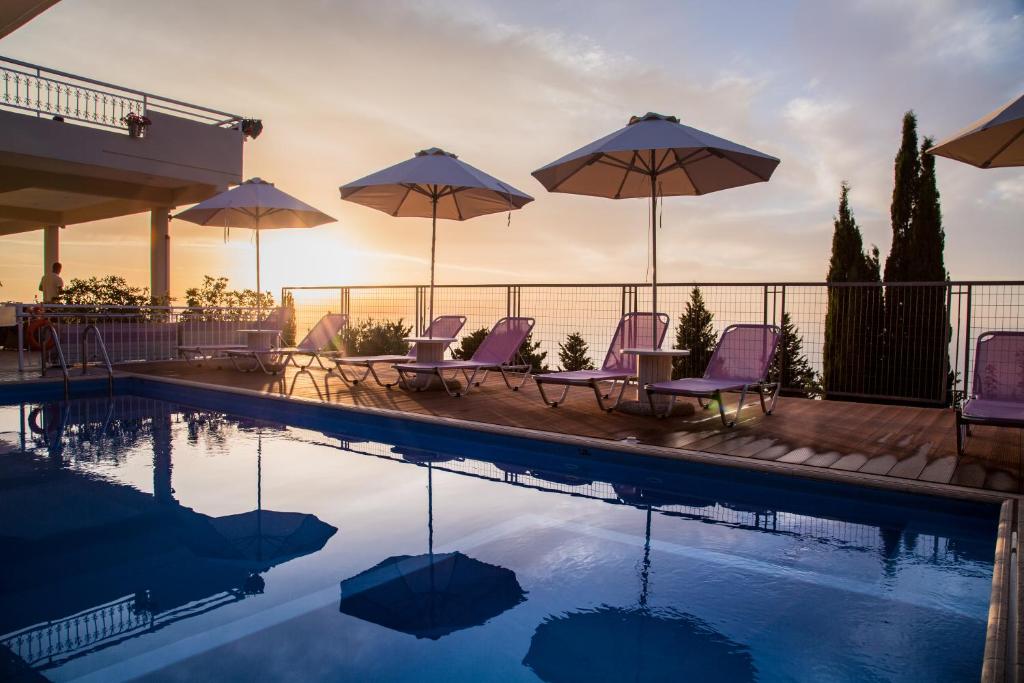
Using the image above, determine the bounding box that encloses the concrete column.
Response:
[150,208,171,303]
[43,225,60,273]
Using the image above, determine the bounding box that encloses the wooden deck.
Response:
[123,360,1024,495]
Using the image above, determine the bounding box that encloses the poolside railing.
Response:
[14,304,290,369]
[283,281,1024,406]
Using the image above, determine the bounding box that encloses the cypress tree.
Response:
[770,312,820,397]
[824,182,883,398]
[672,287,717,379]
[558,332,595,371]
[883,113,950,402]
[884,111,920,284]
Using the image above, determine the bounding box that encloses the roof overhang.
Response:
[0,1,61,39]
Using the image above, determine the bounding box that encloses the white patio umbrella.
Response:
[174,178,335,326]
[339,148,533,334]
[928,93,1024,168]
[532,112,780,346]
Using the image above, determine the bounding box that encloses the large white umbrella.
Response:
[532,112,780,346]
[339,148,533,333]
[174,178,335,325]
[928,93,1024,168]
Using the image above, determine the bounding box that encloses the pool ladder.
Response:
[39,323,114,398]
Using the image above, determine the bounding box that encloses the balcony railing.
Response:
[0,55,245,131]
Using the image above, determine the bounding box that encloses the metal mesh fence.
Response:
[285,282,1024,404]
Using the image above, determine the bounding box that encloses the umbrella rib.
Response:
[393,185,415,216]
[982,125,1024,168]
[613,151,638,199]
[451,189,464,220]
[548,154,601,192]
[671,149,704,195]
[653,149,674,174]
[717,149,773,182]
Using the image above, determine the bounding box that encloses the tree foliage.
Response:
[58,276,150,308]
[558,331,595,371]
[337,318,412,356]
[185,275,275,311]
[672,287,717,379]
[883,115,949,403]
[823,182,883,398]
[770,312,820,397]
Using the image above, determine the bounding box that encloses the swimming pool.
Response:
[0,383,1000,682]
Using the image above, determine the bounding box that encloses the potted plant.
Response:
[122,111,152,138]
[240,118,263,140]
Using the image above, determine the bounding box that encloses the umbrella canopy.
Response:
[532,113,779,346]
[338,551,526,640]
[340,148,533,333]
[174,178,335,325]
[202,509,337,565]
[523,606,755,682]
[928,93,1024,168]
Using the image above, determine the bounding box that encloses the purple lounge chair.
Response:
[645,323,781,426]
[957,331,1024,455]
[535,312,670,412]
[177,306,291,364]
[330,315,468,388]
[393,316,535,397]
[226,313,348,375]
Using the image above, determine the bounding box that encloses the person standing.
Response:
[38,262,63,303]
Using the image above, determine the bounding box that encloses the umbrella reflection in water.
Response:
[338,446,525,639]
[525,485,755,682]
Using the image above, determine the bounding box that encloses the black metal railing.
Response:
[283,281,1024,405]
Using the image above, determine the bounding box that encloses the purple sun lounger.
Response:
[226,313,348,375]
[177,307,291,365]
[330,315,467,388]
[957,331,1024,456]
[393,316,535,397]
[535,312,670,412]
[645,323,781,426]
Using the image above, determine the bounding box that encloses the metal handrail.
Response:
[1,55,244,126]
[81,324,114,395]
[38,323,69,399]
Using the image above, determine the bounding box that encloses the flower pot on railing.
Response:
[122,112,152,139]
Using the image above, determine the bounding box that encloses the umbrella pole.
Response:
[429,193,438,337]
[649,170,658,349]
[256,218,262,332]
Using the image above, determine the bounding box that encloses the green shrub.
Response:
[337,318,412,356]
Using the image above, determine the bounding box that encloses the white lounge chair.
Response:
[957,331,1024,455]
[226,313,348,375]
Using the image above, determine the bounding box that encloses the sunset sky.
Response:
[1,0,1022,303]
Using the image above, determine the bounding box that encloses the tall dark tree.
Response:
[884,111,920,284]
[770,312,820,397]
[883,114,950,402]
[558,331,595,371]
[672,287,717,379]
[824,182,883,398]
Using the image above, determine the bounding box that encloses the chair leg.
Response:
[717,390,740,427]
[956,410,966,456]
[697,397,711,410]
[537,381,570,407]
[498,366,531,391]
[439,369,465,397]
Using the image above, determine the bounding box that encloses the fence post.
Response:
[779,285,787,387]
[16,303,24,372]
[941,283,952,406]
[762,285,769,325]
[962,284,972,401]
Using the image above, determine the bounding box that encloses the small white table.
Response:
[238,329,280,351]
[403,336,457,363]
[620,347,691,415]
[402,336,458,389]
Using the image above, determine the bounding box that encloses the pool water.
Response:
[0,391,999,682]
